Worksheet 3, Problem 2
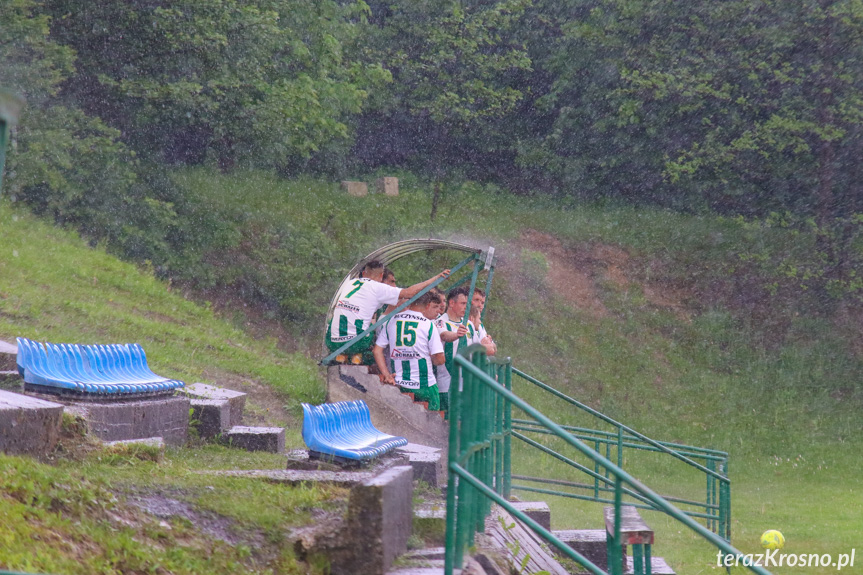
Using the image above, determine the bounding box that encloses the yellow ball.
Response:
[760,530,785,550]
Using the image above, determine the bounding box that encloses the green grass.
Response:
[2,167,862,574]
[0,201,325,416]
[0,446,345,575]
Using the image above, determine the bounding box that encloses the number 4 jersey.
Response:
[376,310,444,389]
[329,277,402,343]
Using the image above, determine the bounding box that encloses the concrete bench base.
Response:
[64,396,190,445]
[510,501,551,532]
[0,389,63,456]
[179,383,246,438]
[396,443,445,488]
[221,426,285,453]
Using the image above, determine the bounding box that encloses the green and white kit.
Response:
[326,277,402,351]
[377,310,443,390]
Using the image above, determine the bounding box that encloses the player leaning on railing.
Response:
[325,260,450,364]
[372,290,446,410]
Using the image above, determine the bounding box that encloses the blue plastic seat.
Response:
[301,400,407,461]
[16,337,185,396]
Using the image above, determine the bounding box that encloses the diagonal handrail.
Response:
[512,367,728,480]
[445,346,770,575]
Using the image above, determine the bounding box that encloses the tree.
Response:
[352,0,532,188]
[46,0,389,170]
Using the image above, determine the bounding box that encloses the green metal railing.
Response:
[444,345,771,575]
[510,367,731,539]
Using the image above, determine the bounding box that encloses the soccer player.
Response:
[469,288,497,356]
[435,288,469,415]
[326,260,450,364]
[373,291,445,410]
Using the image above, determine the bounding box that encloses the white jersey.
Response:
[433,317,460,393]
[376,310,443,389]
[329,278,401,342]
[469,319,488,345]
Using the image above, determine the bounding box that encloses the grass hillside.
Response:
[1,170,861,574]
[0,201,324,424]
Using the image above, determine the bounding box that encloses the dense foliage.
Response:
[2,0,861,315]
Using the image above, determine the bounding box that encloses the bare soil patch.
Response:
[513,229,694,320]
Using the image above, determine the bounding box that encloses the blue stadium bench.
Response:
[301,400,407,462]
[16,337,184,397]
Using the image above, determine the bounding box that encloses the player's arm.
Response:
[440,330,459,343]
[440,323,469,342]
[398,269,451,300]
[373,345,395,385]
[431,352,446,366]
[481,334,497,356]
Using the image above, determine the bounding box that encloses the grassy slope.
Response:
[0,202,343,574]
[176,169,863,574]
[0,201,324,416]
[1,169,861,574]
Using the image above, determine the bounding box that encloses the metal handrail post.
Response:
[503,361,512,499]
[611,476,623,575]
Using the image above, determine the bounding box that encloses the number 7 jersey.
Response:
[376,310,444,389]
[329,277,402,343]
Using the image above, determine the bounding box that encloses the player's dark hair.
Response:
[361,260,385,277]
[414,290,438,307]
[447,285,470,302]
[382,267,395,282]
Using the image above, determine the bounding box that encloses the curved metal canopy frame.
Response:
[322,238,496,363]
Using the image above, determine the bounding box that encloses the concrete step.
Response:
[221,425,285,453]
[396,443,445,488]
[552,529,614,571]
[327,365,449,450]
[179,383,246,438]
[63,396,190,445]
[403,547,446,561]
[0,389,63,456]
[510,500,551,531]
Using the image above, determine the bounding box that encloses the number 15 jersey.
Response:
[376,310,443,390]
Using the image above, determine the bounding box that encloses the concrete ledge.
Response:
[207,468,375,486]
[552,529,610,570]
[340,465,414,574]
[179,383,245,428]
[510,501,551,532]
[222,426,285,453]
[397,443,445,488]
[64,396,190,445]
[0,389,63,456]
[327,365,449,451]
[190,399,231,438]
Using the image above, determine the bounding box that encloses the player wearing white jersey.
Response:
[373,291,445,411]
[435,288,469,416]
[326,261,450,363]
